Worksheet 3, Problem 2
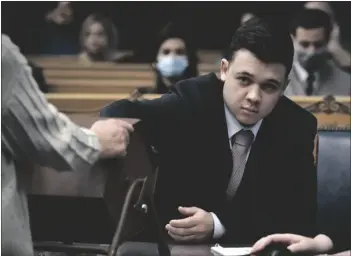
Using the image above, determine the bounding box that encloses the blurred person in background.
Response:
[240,12,257,25]
[2,2,118,55]
[46,1,73,26]
[79,13,131,63]
[43,1,78,55]
[304,1,351,73]
[130,22,199,98]
[286,9,350,96]
[2,1,78,55]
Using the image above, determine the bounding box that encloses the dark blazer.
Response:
[101,73,317,245]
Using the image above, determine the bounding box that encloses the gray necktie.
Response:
[226,129,254,199]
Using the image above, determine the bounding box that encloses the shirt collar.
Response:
[224,104,262,141]
[294,61,320,83]
[294,61,309,82]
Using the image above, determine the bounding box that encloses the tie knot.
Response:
[231,129,254,147]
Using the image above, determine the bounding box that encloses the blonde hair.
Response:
[79,13,119,61]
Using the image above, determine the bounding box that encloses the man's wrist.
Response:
[210,212,226,239]
[82,127,102,158]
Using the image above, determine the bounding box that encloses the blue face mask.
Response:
[156,55,189,77]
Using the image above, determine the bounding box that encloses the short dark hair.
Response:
[155,21,198,78]
[290,9,332,41]
[226,17,294,76]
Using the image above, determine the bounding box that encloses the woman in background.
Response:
[79,13,130,63]
[131,22,199,97]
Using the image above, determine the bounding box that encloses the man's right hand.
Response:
[90,119,134,158]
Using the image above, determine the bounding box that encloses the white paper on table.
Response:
[211,244,252,256]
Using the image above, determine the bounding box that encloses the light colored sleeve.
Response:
[1,34,101,171]
[211,212,226,239]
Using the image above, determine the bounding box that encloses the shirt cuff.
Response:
[211,212,226,239]
[80,127,101,160]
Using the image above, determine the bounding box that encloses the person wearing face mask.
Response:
[286,9,350,96]
[130,22,198,98]
[156,49,189,83]
[304,1,351,73]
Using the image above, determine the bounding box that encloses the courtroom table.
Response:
[117,242,249,256]
[36,242,219,256]
[117,242,214,256]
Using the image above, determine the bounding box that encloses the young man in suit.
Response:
[286,9,350,96]
[101,18,317,245]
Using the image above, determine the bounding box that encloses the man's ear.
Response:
[220,58,229,82]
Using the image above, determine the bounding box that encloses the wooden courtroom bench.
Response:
[33,61,154,70]
[47,79,155,93]
[28,56,218,72]
[31,60,218,74]
[44,68,215,80]
[28,50,221,65]
[44,69,155,80]
[28,55,219,93]
[46,93,161,113]
[43,70,217,94]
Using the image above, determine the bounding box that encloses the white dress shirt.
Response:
[293,61,321,93]
[211,104,262,239]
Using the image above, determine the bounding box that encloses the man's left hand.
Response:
[165,206,214,242]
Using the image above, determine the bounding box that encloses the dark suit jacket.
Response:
[101,73,318,244]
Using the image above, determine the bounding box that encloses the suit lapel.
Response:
[218,101,234,188]
[205,75,234,191]
[244,117,272,184]
[243,101,285,230]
